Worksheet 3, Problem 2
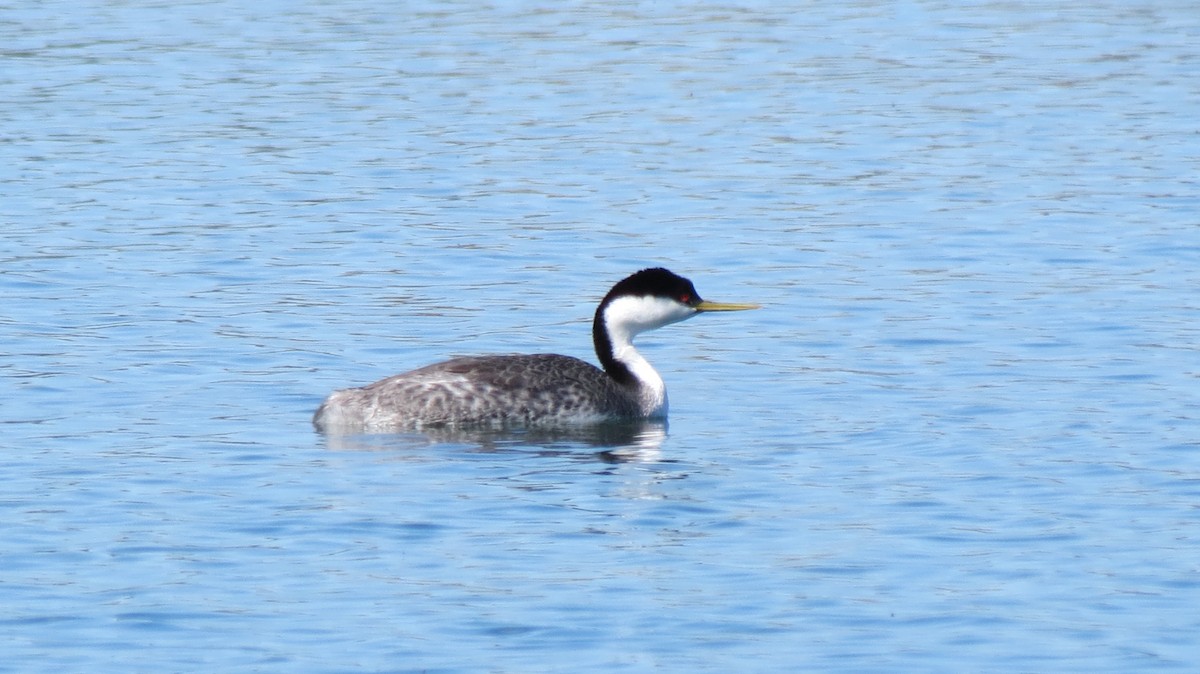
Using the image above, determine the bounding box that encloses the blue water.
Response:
[4,1,1199,671]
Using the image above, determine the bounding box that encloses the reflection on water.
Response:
[318,418,668,462]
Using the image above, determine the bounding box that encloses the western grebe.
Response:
[312,267,758,431]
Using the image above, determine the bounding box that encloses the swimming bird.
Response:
[312,267,758,431]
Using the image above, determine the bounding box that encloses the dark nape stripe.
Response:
[593,300,636,386]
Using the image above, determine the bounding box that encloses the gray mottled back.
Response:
[314,354,642,431]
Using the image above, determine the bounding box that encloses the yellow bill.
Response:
[694,300,761,312]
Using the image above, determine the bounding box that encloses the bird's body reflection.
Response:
[320,418,668,463]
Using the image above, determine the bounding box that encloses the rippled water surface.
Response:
[4,1,1199,671]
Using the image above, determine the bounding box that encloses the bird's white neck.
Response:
[611,340,668,417]
[594,295,697,417]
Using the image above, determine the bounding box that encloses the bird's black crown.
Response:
[602,267,702,307]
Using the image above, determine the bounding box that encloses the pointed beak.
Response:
[693,299,761,312]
